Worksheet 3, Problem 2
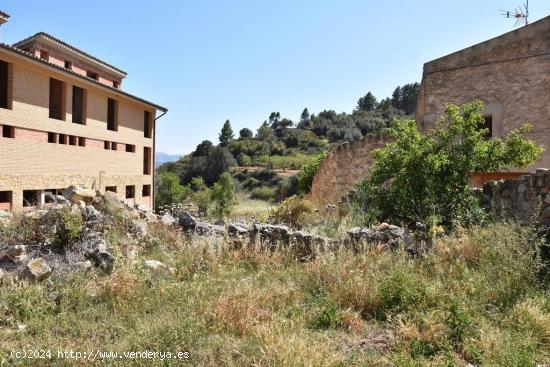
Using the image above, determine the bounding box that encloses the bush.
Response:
[210,172,237,219]
[250,187,276,202]
[190,177,211,214]
[274,175,299,202]
[352,101,544,227]
[155,172,189,210]
[297,151,328,193]
[271,196,316,228]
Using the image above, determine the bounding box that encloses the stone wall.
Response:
[308,135,390,214]
[482,168,550,224]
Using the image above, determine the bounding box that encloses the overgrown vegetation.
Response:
[2,220,549,366]
[352,101,544,227]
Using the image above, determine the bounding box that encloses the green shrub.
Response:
[155,171,189,210]
[49,207,84,249]
[210,172,237,219]
[352,100,544,227]
[297,151,328,193]
[271,195,316,228]
[250,187,276,202]
[313,300,341,329]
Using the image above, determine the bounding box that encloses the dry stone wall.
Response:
[308,135,390,214]
[482,168,550,224]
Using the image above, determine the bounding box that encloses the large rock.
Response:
[63,185,96,205]
[24,258,51,281]
[347,223,404,250]
[178,211,197,229]
[253,224,290,249]
[194,221,225,236]
[160,212,176,226]
[290,231,327,261]
[87,249,115,273]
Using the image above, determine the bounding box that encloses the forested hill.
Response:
[158,83,419,187]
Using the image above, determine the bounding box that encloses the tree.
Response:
[357,91,378,112]
[297,108,311,129]
[155,172,188,210]
[181,146,236,185]
[210,172,237,218]
[219,119,234,147]
[192,140,214,157]
[239,128,253,139]
[352,101,544,227]
[256,121,274,141]
[391,86,402,109]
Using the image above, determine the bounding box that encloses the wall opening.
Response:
[126,144,135,153]
[47,132,57,143]
[64,60,72,70]
[69,135,77,146]
[104,141,110,150]
[86,70,98,80]
[78,137,85,147]
[40,50,49,61]
[0,60,10,110]
[142,184,151,197]
[23,190,40,207]
[480,115,493,140]
[144,110,152,138]
[111,142,118,150]
[107,98,118,131]
[49,78,65,120]
[105,186,117,193]
[2,125,14,138]
[58,134,67,144]
[143,146,151,175]
[0,191,12,211]
[72,85,86,124]
[125,185,135,199]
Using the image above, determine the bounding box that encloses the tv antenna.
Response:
[500,0,529,26]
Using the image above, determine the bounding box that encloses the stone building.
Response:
[416,15,550,176]
[0,13,167,211]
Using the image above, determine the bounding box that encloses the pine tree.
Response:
[297,108,311,129]
[219,119,234,147]
[357,92,377,111]
[391,86,402,110]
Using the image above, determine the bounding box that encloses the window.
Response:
[104,141,110,150]
[113,81,119,89]
[49,78,65,120]
[111,142,117,151]
[107,98,118,131]
[86,70,98,80]
[2,125,14,138]
[72,86,85,124]
[47,132,56,143]
[126,144,135,153]
[142,185,151,197]
[480,115,493,140]
[125,185,135,199]
[58,134,67,144]
[0,191,12,210]
[78,137,85,147]
[105,186,117,193]
[64,60,72,70]
[23,190,39,207]
[0,60,9,109]
[144,110,152,138]
[69,135,77,146]
[143,147,151,175]
[40,50,49,61]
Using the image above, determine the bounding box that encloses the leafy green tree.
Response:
[239,128,253,139]
[391,86,402,109]
[156,172,189,210]
[352,101,544,227]
[192,140,214,157]
[219,119,234,147]
[256,121,274,141]
[190,177,211,214]
[210,172,237,218]
[297,108,311,129]
[297,151,328,193]
[181,146,236,185]
[357,91,378,112]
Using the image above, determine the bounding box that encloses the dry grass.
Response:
[1,221,549,366]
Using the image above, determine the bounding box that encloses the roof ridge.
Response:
[13,32,127,76]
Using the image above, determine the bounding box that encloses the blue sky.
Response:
[2,1,549,155]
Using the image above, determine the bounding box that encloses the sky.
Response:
[1,1,549,156]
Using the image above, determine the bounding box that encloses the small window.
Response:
[86,70,98,80]
[142,184,151,197]
[47,132,56,143]
[105,186,117,193]
[126,144,135,153]
[107,98,118,131]
[64,60,72,70]
[69,135,77,146]
[111,142,117,151]
[144,110,152,138]
[40,50,49,61]
[104,141,110,150]
[113,81,119,89]
[78,137,85,147]
[480,115,493,140]
[125,185,135,199]
[58,134,67,144]
[2,125,14,138]
[0,191,12,210]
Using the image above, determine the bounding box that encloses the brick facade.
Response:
[0,36,165,212]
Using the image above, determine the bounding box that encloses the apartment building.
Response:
[0,12,167,211]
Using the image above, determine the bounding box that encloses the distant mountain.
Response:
[155,152,181,167]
